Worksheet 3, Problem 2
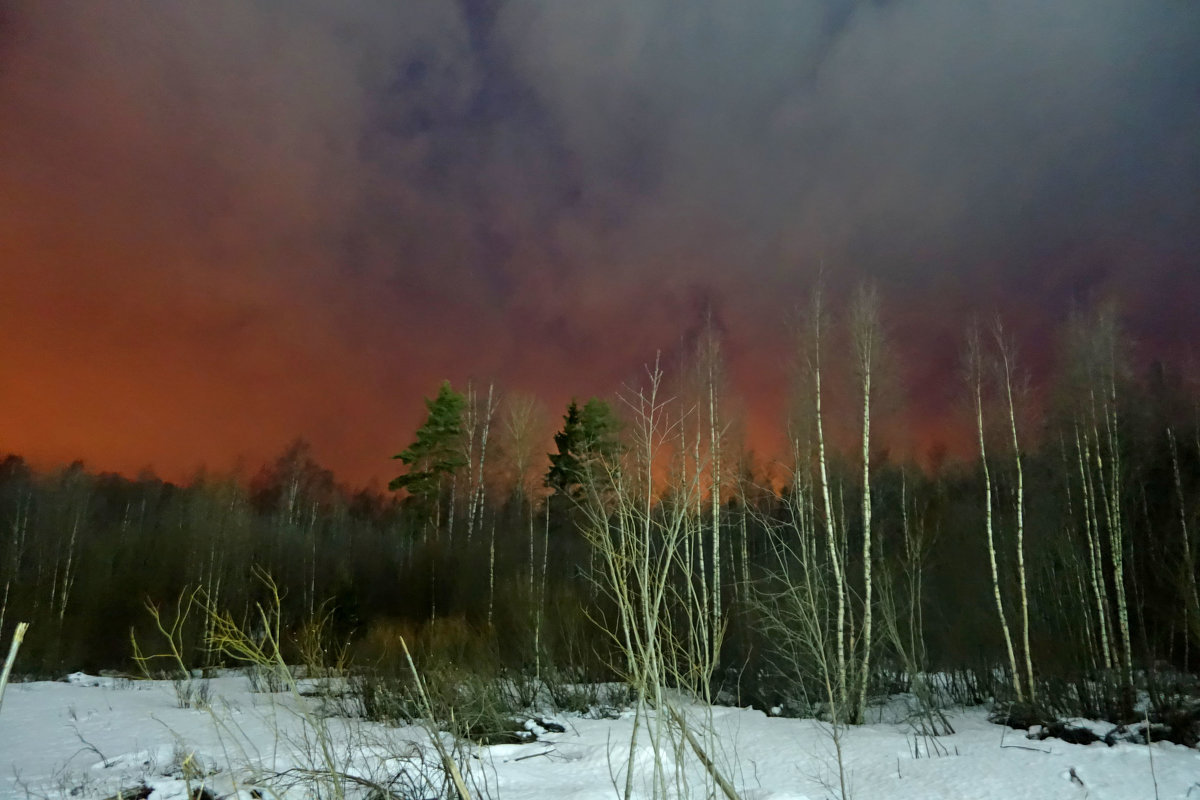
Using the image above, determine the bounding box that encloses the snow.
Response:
[2,675,1199,799]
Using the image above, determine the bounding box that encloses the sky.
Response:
[1,0,1198,488]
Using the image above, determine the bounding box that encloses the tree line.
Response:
[1,291,1198,727]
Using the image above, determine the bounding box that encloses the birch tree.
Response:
[688,312,729,665]
[462,381,497,545]
[462,383,480,543]
[500,392,549,594]
[1073,415,1115,670]
[0,481,30,639]
[575,357,740,800]
[1064,307,1134,694]
[499,392,553,673]
[47,463,90,629]
[966,323,1023,702]
[992,318,1036,703]
[850,283,881,723]
[477,382,497,618]
[782,281,865,716]
[806,283,849,712]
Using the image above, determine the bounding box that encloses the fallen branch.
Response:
[1000,742,1052,753]
[664,702,742,800]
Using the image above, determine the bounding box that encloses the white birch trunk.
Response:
[471,383,495,546]
[706,327,722,654]
[463,383,478,544]
[812,291,848,709]
[969,328,1022,701]
[58,502,85,624]
[1100,365,1134,689]
[854,287,876,724]
[1076,424,1114,670]
[488,520,496,627]
[995,328,1035,702]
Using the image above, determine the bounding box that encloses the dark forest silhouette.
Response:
[2,299,1199,738]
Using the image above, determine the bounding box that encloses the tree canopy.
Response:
[545,397,621,497]
[389,380,467,503]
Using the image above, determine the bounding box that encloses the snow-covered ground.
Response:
[2,673,1198,799]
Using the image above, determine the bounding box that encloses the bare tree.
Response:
[966,322,1023,702]
[501,393,548,502]
[732,448,755,603]
[1055,305,1138,697]
[1072,415,1115,670]
[992,318,1036,703]
[500,392,549,598]
[463,382,497,621]
[575,356,740,800]
[0,486,30,640]
[462,382,497,544]
[753,440,853,799]
[702,314,726,653]
[1167,426,1200,665]
[47,465,90,628]
[802,282,849,712]
[685,311,730,665]
[850,282,881,723]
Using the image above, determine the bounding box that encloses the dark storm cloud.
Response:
[486,0,1200,450]
[495,0,1200,297]
[1,0,1198,481]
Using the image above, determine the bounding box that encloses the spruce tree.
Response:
[546,398,620,497]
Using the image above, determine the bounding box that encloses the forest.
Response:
[2,291,1199,753]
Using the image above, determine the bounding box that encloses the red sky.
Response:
[2,1,1197,487]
